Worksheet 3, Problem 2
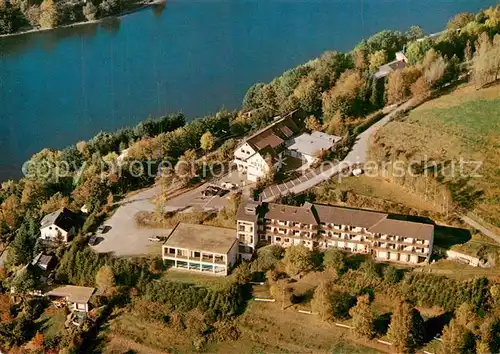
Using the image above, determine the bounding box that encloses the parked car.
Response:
[88,235,98,246]
[217,188,230,197]
[202,186,221,197]
[97,225,109,233]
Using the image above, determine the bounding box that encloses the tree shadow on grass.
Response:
[374,312,392,336]
[433,225,472,249]
[424,312,453,342]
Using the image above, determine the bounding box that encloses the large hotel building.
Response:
[235,200,434,265]
[161,200,434,276]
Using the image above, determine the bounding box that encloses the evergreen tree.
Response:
[349,294,375,339]
[439,319,475,354]
[96,265,116,296]
[387,301,425,352]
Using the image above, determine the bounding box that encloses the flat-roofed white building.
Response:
[162,223,239,276]
[286,131,342,165]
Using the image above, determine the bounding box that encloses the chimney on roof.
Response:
[244,199,260,215]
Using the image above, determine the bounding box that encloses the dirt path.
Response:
[458,213,500,244]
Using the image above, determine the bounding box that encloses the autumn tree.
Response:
[477,314,500,353]
[446,12,474,30]
[83,1,97,21]
[283,245,313,276]
[200,131,215,154]
[387,301,425,352]
[1,194,22,228]
[175,149,198,186]
[0,294,14,323]
[263,153,276,184]
[406,25,425,42]
[349,294,375,339]
[39,0,58,29]
[311,281,353,321]
[439,319,475,354]
[410,76,430,100]
[310,51,351,89]
[293,78,321,114]
[353,49,368,71]
[304,115,322,132]
[40,192,69,214]
[368,50,388,73]
[386,66,421,104]
[323,248,345,272]
[405,38,434,65]
[96,265,116,296]
[422,49,448,88]
[20,179,47,207]
[322,70,365,121]
[455,302,477,331]
[472,33,500,88]
[386,70,405,104]
[32,331,45,350]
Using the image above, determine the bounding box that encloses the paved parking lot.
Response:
[92,171,254,257]
[260,164,333,201]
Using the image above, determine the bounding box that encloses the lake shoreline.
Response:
[0,0,166,39]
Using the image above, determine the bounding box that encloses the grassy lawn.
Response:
[35,307,67,342]
[371,84,500,228]
[321,175,442,213]
[413,259,500,280]
[206,301,385,354]
[104,308,192,354]
[161,268,231,289]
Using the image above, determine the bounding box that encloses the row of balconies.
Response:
[265,219,316,230]
[265,227,314,239]
[372,243,429,254]
[164,249,226,264]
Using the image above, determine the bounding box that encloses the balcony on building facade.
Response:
[164,247,227,265]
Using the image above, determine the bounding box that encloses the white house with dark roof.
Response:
[373,51,409,79]
[234,111,342,180]
[40,208,78,243]
[233,112,300,181]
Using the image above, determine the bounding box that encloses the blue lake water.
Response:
[0,0,496,181]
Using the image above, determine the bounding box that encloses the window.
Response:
[276,237,281,242]
[284,238,289,242]
[238,225,245,231]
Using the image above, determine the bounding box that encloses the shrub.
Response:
[311,281,354,321]
[323,248,346,272]
[283,245,313,276]
[252,245,285,272]
[383,266,402,284]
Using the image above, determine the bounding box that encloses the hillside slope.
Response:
[370,84,500,228]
